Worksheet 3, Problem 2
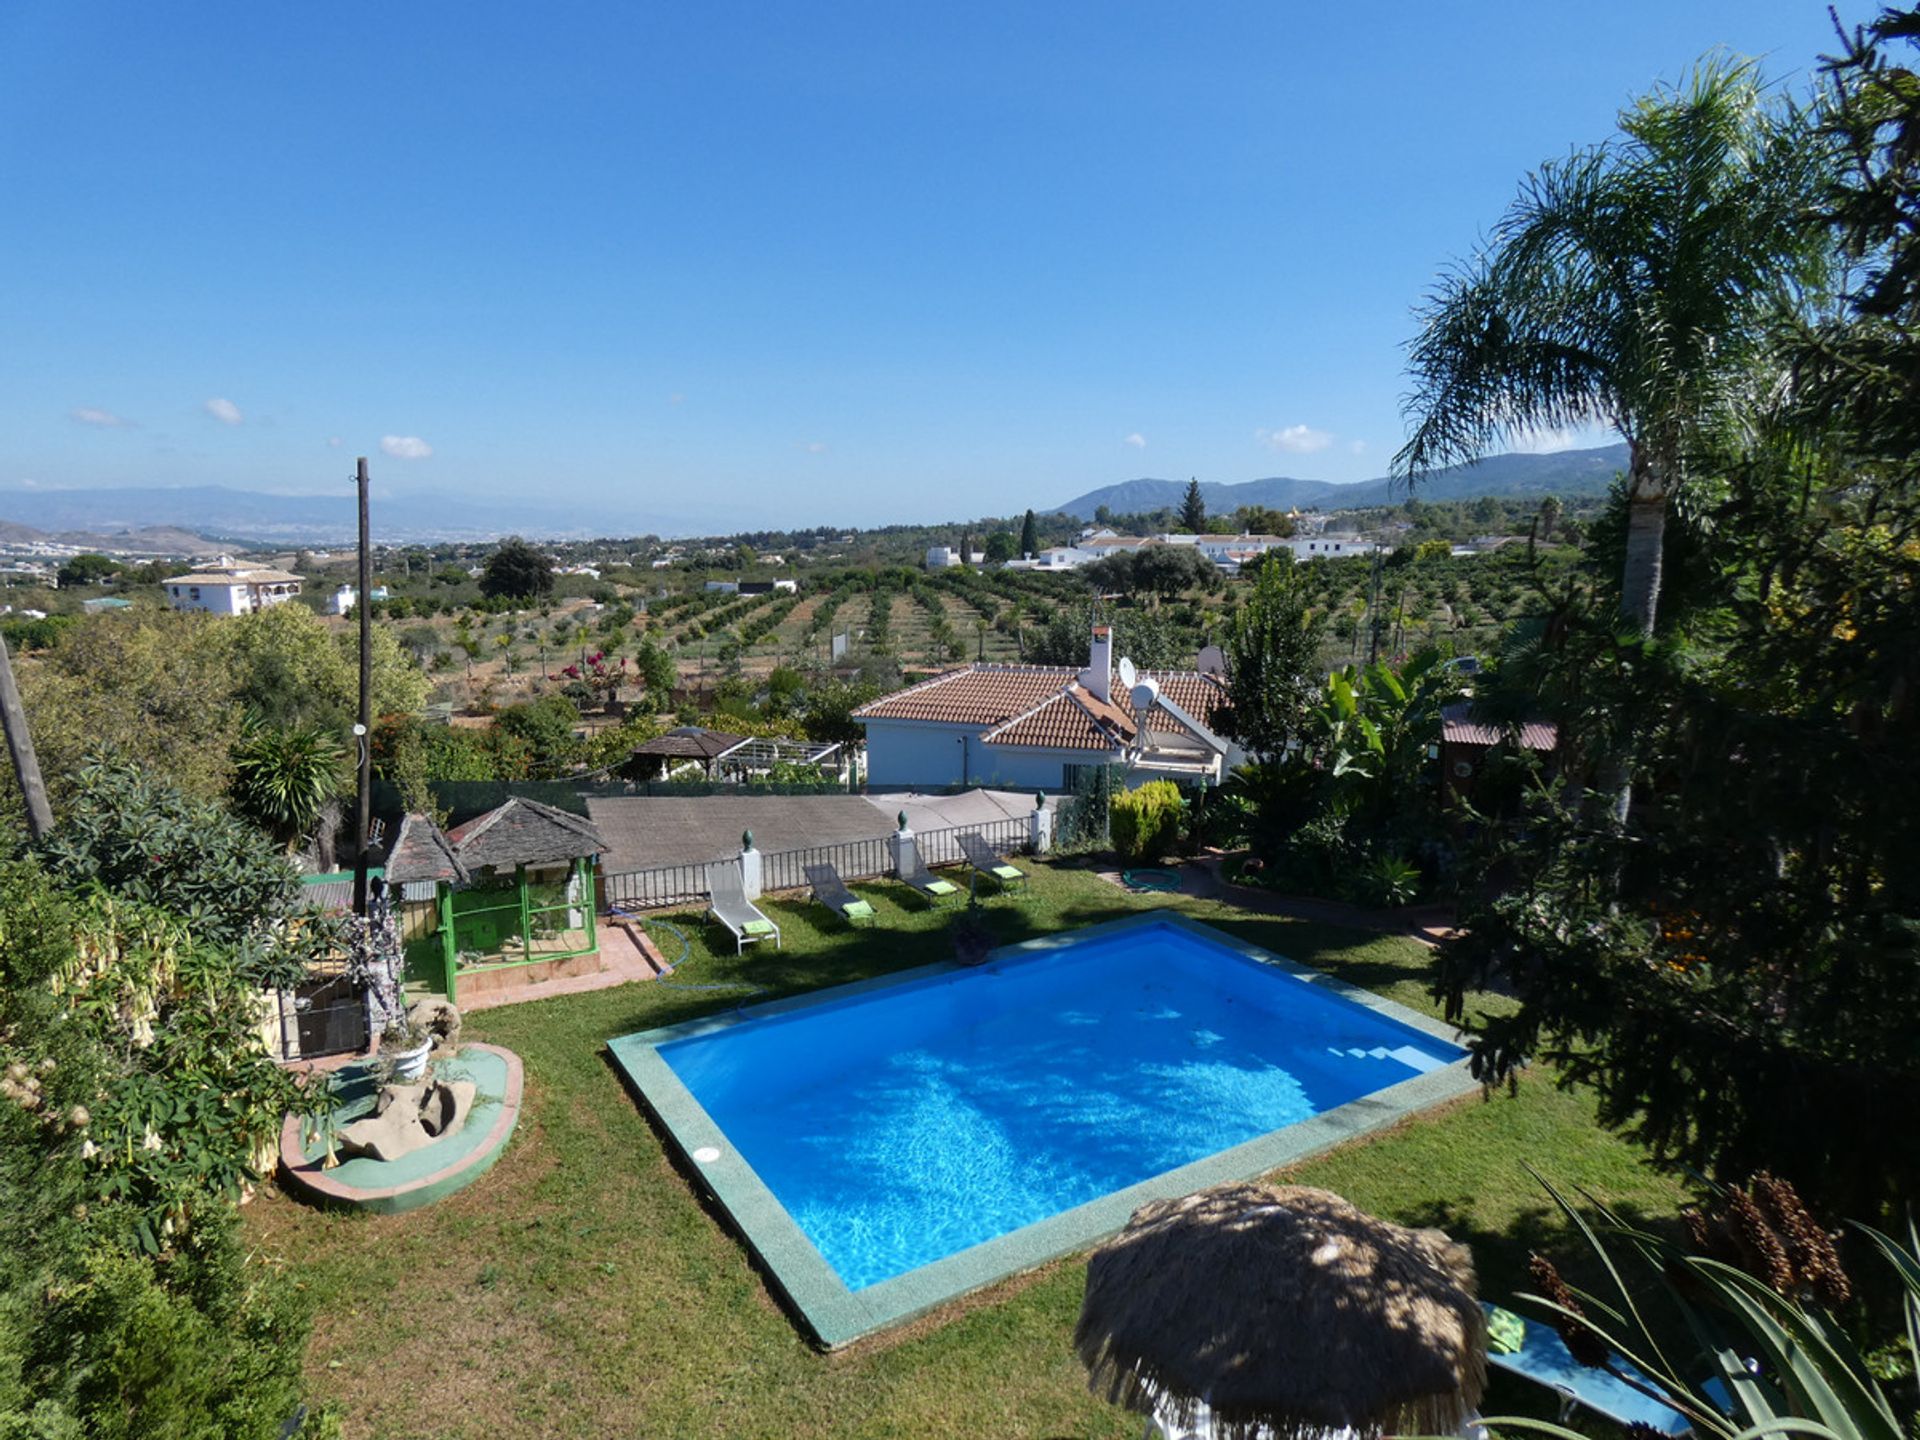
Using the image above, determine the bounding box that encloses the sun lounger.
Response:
[805,862,875,927]
[707,865,781,955]
[1481,1302,1693,1436]
[958,831,1027,893]
[895,834,962,908]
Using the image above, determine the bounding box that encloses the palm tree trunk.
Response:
[1604,443,1667,825]
[1620,447,1668,637]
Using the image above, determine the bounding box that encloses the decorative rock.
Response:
[336,1077,478,1163]
[407,998,463,1056]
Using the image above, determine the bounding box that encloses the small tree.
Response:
[984,530,1017,563]
[1019,508,1039,559]
[478,537,554,601]
[1216,561,1324,759]
[1179,478,1206,534]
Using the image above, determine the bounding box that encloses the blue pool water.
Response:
[660,920,1463,1291]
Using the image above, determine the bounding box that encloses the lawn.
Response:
[247,862,1692,1440]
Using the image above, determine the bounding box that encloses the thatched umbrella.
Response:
[1075,1183,1486,1440]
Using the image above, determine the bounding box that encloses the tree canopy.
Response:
[478,536,555,600]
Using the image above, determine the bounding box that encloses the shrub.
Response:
[1110,780,1185,863]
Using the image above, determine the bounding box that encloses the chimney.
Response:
[1081,624,1113,703]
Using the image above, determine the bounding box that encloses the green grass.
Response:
[249,863,1691,1439]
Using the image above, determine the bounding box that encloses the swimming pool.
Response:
[609,912,1475,1346]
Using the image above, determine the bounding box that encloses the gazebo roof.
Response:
[383,812,471,886]
[631,726,748,762]
[444,797,608,872]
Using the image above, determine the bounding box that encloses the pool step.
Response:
[1325,1043,1452,1075]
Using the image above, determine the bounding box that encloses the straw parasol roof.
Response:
[1075,1183,1486,1440]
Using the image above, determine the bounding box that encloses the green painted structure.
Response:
[385,798,608,1005]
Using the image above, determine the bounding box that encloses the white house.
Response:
[326,583,391,615]
[925,546,986,569]
[164,557,303,615]
[1005,544,1100,572]
[854,625,1235,791]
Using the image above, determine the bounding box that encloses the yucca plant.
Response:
[230,718,349,851]
[1497,1171,1920,1440]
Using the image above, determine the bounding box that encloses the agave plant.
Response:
[1499,1171,1920,1440]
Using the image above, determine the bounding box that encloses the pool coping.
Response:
[606,909,1478,1349]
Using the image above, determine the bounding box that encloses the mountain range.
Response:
[1048,443,1629,521]
[0,443,1631,548]
[0,486,643,546]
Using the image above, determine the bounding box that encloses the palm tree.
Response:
[1396,59,1832,636]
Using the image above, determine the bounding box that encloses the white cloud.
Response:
[327,436,343,448]
[1349,439,1368,456]
[1123,432,1147,449]
[203,396,243,426]
[380,435,433,460]
[71,406,133,429]
[668,392,685,406]
[798,440,829,454]
[1507,423,1617,454]
[1256,424,1333,454]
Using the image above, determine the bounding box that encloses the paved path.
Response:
[586,794,893,873]
[865,787,1055,834]
[1114,854,1459,949]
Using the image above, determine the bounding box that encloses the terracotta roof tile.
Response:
[857,664,1229,751]
[1441,703,1558,751]
[853,665,1081,727]
[982,685,1132,750]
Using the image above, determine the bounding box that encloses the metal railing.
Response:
[599,816,1037,913]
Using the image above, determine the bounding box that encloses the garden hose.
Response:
[609,908,768,999]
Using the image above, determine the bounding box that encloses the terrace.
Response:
[248,860,1691,1439]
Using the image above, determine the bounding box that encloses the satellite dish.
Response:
[1197,644,1227,676]
[1117,655,1137,691]
[1131,676,1160,714]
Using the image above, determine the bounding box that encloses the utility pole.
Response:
[352,458,374,916]
[1366,547,1385,665]
[0,633,52,840]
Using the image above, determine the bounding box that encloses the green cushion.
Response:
[842,900,875,919]
[1487,1306,1527,1354]
[992,865,1023,880]
[742,919,776,936]
[925,879,958,896]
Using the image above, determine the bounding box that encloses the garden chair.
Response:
[707,864,781,954]
[805,862,875,927]
[895,834,962,908]
[958,831,1027,893]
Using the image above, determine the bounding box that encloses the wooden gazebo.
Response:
[387,798,609,1003]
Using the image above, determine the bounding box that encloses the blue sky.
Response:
[0,2,1853,532]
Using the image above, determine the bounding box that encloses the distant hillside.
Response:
[1050,443,1629,521]
[0,485,642,545]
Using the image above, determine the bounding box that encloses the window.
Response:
[189,587,200,600]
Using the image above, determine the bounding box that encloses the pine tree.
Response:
[1019,509,1039,558]
[1179,478,1206,534]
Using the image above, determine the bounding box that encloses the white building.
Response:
[854,625,1235,791]
[326,583,391,615]
[1005,545,1099,572]
[924,546,986,569]
[164,557,303,615]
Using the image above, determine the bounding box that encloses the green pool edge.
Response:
[607,909,1480,1349]
[278,1042,524,1216]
